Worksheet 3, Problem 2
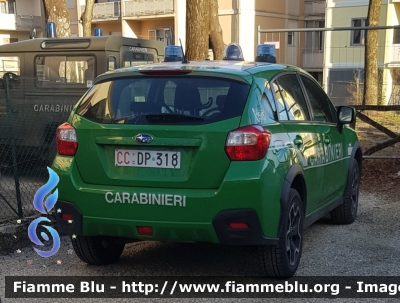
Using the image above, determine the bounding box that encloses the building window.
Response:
[393,27,400,44]
[305,21,324,53]
[0,56,20,78]
[148,28,173,46]
[0,1,15,14]
[2,38,18,44]
[351,18,366,45]
[288,31,294,46]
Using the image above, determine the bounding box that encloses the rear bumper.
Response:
[212,209,279,245]
[55,200,278,245]
[52,156,284,245]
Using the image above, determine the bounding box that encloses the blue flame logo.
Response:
[28,167,60,257]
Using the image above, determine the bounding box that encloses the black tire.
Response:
[71,235,125,265]
[331,159,360,225]
[259,188,304,278]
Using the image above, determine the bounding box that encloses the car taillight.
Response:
[56,122,78,156]
[225,125,271,161]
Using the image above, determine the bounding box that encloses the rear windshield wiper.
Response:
[145,114,204,123]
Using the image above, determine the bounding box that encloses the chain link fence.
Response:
[0,73,79,223]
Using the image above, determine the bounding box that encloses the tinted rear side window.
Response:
[300,75,337,123]
[77,76,250,124]
[273,74,310,122]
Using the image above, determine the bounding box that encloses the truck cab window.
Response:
[123,52,154,67]
[36,55,95,88]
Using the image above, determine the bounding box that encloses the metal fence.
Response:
[258,25,400,105]
[0,73,77,223]
[258,25,400,160]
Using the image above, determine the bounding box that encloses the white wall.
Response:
[0,14,16,31]
[122,20,137,38]
[174,0,186,50]
[238,0,255,60]
[16,0,42,16]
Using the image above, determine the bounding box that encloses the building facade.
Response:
[0,1,308,64]
[303,0,326,83]
[68,0,305,61]
[0,0,44,44]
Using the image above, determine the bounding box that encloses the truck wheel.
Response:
[258,188,303,278]
[331,159,360,225]
[71,235,125,265]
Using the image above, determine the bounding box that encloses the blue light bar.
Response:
[164,45,183,62]
[94,28,103,36]
[46,22,57,38]
[223,43,244,61]
[255,44,277,63]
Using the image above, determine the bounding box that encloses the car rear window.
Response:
[76,76,250,124]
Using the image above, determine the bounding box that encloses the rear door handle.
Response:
[324,137,331,145]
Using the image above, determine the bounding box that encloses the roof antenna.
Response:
[179,38,189,64]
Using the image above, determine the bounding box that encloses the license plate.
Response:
[115,149,181,169]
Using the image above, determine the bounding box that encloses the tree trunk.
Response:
[209,0,225,60]
[43,0,76,81]
[186,0,210,61]
[81,0,95,37]
[363,0,382,105]
[42,0,72,38]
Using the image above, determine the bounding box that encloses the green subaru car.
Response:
[53,45,362,278]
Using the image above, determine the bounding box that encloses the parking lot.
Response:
[1,185,400,302]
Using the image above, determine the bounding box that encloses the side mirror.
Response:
[337,106,356,133]
[337,106,355,124]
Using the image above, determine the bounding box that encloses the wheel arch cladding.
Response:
[281,164,307,216]
[353,142,363,175]
[349,141,362,176]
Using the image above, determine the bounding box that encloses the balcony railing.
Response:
[81,2,121,21]
[305,1,325,16]
[16,15,42,30]
[124,0,174,17]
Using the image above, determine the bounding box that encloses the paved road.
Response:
[1,191,399,303]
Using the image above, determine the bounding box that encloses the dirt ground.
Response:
[361,158,400,199]
[356,111,400,199]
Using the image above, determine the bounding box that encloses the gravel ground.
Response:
[1,190,400,303]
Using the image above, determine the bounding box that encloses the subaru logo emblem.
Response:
[135,133,153,144]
